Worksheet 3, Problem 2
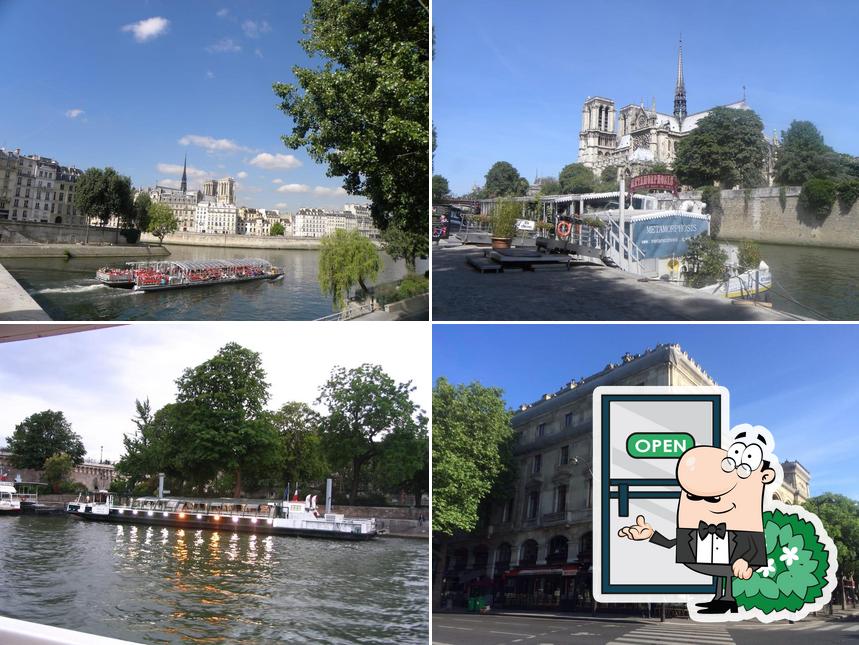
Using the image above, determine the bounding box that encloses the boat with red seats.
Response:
[95,258,284,291]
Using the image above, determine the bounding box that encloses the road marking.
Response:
[635,629,732,640]
[844,624,859,631]
[489,630,535,637]
[816,624,843,631]
[608,623,735,645]
[435,625,473,631]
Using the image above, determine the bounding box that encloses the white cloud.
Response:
[242,20,271,39]
[313,186,348,196]
[178,134,248,153]
[206,38,241,53]
[157,178,181,189]
[206,70,215,79]
[277,183,310,193]
[275,202,288,208]
[272,178,283,184]
[65,109,84,119]
[237,171,248,179]
[254,48,264,59]
[216,8,229,18]
[156,163,210,181]
[121,16,170,43]
[249,152,302,170]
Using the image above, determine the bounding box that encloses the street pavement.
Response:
[432,613,859,645]
[432,245,802,321]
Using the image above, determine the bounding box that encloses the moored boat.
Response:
[699,261,772,299]
[66,492,376,540]
[0,483,22,514]
[95,258,284,292]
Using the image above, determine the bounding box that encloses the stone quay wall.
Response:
[143,231,324,250]
[682,187,859,249]
[0,221,131,246]
[0,453,116,491]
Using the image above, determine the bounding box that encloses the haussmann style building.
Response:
[438,344,810,612]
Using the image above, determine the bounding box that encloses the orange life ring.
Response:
[556,220,572,239]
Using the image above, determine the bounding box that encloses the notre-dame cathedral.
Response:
[577,39,777,184]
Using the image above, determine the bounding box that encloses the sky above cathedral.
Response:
[0,1,367,211]
[433,0,859,195]
[433,324,859,500]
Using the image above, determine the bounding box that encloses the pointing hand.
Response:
[618,515,653,541]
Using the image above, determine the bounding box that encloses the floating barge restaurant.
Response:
[67,492,377,540]
[96,258,284,291]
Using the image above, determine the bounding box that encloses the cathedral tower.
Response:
[673,38,687,122]
[180,153,188,193]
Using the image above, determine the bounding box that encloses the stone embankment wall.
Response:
[0,221,129,245]
[0,262,49,320]
[0,245,169,259]
[142,231,325,250]
[683,187,859,249]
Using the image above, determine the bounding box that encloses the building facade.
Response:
[195,200,238,234]
[149,185,199,232]
[293,206,379,239]
[0,450,115,492]
[0,148,83,225]
[344,203,379,239]
[578,40,776,184]
[439,344,812,611]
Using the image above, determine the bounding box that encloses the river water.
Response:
[2,245,426,320]
[0,515,427,644]
[755,243,859,320]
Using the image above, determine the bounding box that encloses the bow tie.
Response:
[698,521,727,539]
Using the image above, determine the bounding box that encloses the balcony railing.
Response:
[540,509,591,526]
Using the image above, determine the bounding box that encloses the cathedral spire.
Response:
[673,36,687,122]
[180,153,188,193]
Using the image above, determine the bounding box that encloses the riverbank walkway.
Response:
[0,262,49,320]
[433,245,805,321]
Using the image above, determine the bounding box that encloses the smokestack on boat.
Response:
[325,478,332,514]
[158,473,165,499]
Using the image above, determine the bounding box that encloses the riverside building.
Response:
[195,199,238,234]
[438,344,810,612]
[293,206,380,239]
[0,148,83,225]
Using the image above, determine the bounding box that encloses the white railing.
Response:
[602,215,645,275]
[0,615,135,645]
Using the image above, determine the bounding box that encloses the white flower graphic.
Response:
[779,546,799,567]
[759,558,776,577]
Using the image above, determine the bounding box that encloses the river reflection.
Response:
[0,515,427,644]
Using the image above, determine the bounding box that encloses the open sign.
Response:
[626,432,695,458]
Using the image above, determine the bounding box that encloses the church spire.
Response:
[180,153,188,192]
[673,36,687,122]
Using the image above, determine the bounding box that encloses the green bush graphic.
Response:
[733,508,831,613]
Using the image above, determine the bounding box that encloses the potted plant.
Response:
[490,198,519,249]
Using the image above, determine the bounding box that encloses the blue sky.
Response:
[433,0,859,195]
[433,324,859,500]
[0,324,430,464]
[0,1,365,211]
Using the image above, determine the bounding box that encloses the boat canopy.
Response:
[127,258,273,271]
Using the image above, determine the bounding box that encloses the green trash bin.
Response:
[467,597,477,612]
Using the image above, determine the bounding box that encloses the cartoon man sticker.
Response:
[618,427,775,614]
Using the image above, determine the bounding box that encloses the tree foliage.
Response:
[774,121,840,186]
[674,107,769,188]
[537,177,562,195]
[804,493,859,577]
[270,221,285,236]
[5,410,85,469]
[381,221,427,273]
[737,239,762,271]
[74,167,134,227]
[484,161,528,198]
[836,179,859,212]
[433,174,450,202]
[559,163,596,194]
[273,0,428,242]
[116,399,182,491]
[681,235,728,288]
[271,402,328,489]
[43,453,74,493]
[318,228,382,309]
[146,202,178,243]
[133,192,152,232]
[432,378,512,536]
[317,364,425,502]
[799,177,838,220]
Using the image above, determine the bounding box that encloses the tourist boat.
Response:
[95,258,284,291]
[698,261,772,300]
[0,483,22,514]
[66,492,377,540]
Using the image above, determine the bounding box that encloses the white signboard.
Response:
[515,219,536,231]
[592,386,728,603]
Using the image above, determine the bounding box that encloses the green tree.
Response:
[432,378,512,607]
[559,162,596,194]
[174,343,280,496]
[432,174,451,203]
[649,161,671,174]
[116,399,182,491]
[273,0,428,242]
[737,239,762,271]
[372,418,429,505]
[674,107,769,188]
[774,121,840,186]
[799,177,838,219]
[270,221,285,236]
[804,493,859,578]
[537,177,562,195]
[43,453,74,493]
[5,410,85,469]
[74,167,134,228]
[146,202,178,243]
[484,161,528,197]
[682,235,728,288]
[318,228,382,309]
[133,192,152,231]
[317,364,424,503]
[381,221,427,273]
[271,402,328,489]
[601,166,619,182]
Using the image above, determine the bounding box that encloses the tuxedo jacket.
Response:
[650,527,767,568]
